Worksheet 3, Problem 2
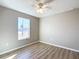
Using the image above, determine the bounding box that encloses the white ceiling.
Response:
[0,0,79,17]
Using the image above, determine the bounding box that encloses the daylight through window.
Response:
[18,17,30,40]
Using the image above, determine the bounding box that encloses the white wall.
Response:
[40,8,79,51]
[0,6,39,54]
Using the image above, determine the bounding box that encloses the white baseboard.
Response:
[0,41,79,55]
[0,41,39,55]
[40,41,79,52]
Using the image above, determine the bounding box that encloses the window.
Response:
[18,17,30,40]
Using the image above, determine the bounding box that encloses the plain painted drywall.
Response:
[40,9,79,50]
[0,6,39,54]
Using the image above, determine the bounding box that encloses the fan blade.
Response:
[44,0,54,3]
[36,0,44,3]
[35,0,40,2]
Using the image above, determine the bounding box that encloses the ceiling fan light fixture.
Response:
[34,3,48,13]
[33,0,53,14]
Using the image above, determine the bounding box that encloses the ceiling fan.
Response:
[33,0,54,13]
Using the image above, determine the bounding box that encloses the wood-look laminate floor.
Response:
[0,42,79,59]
